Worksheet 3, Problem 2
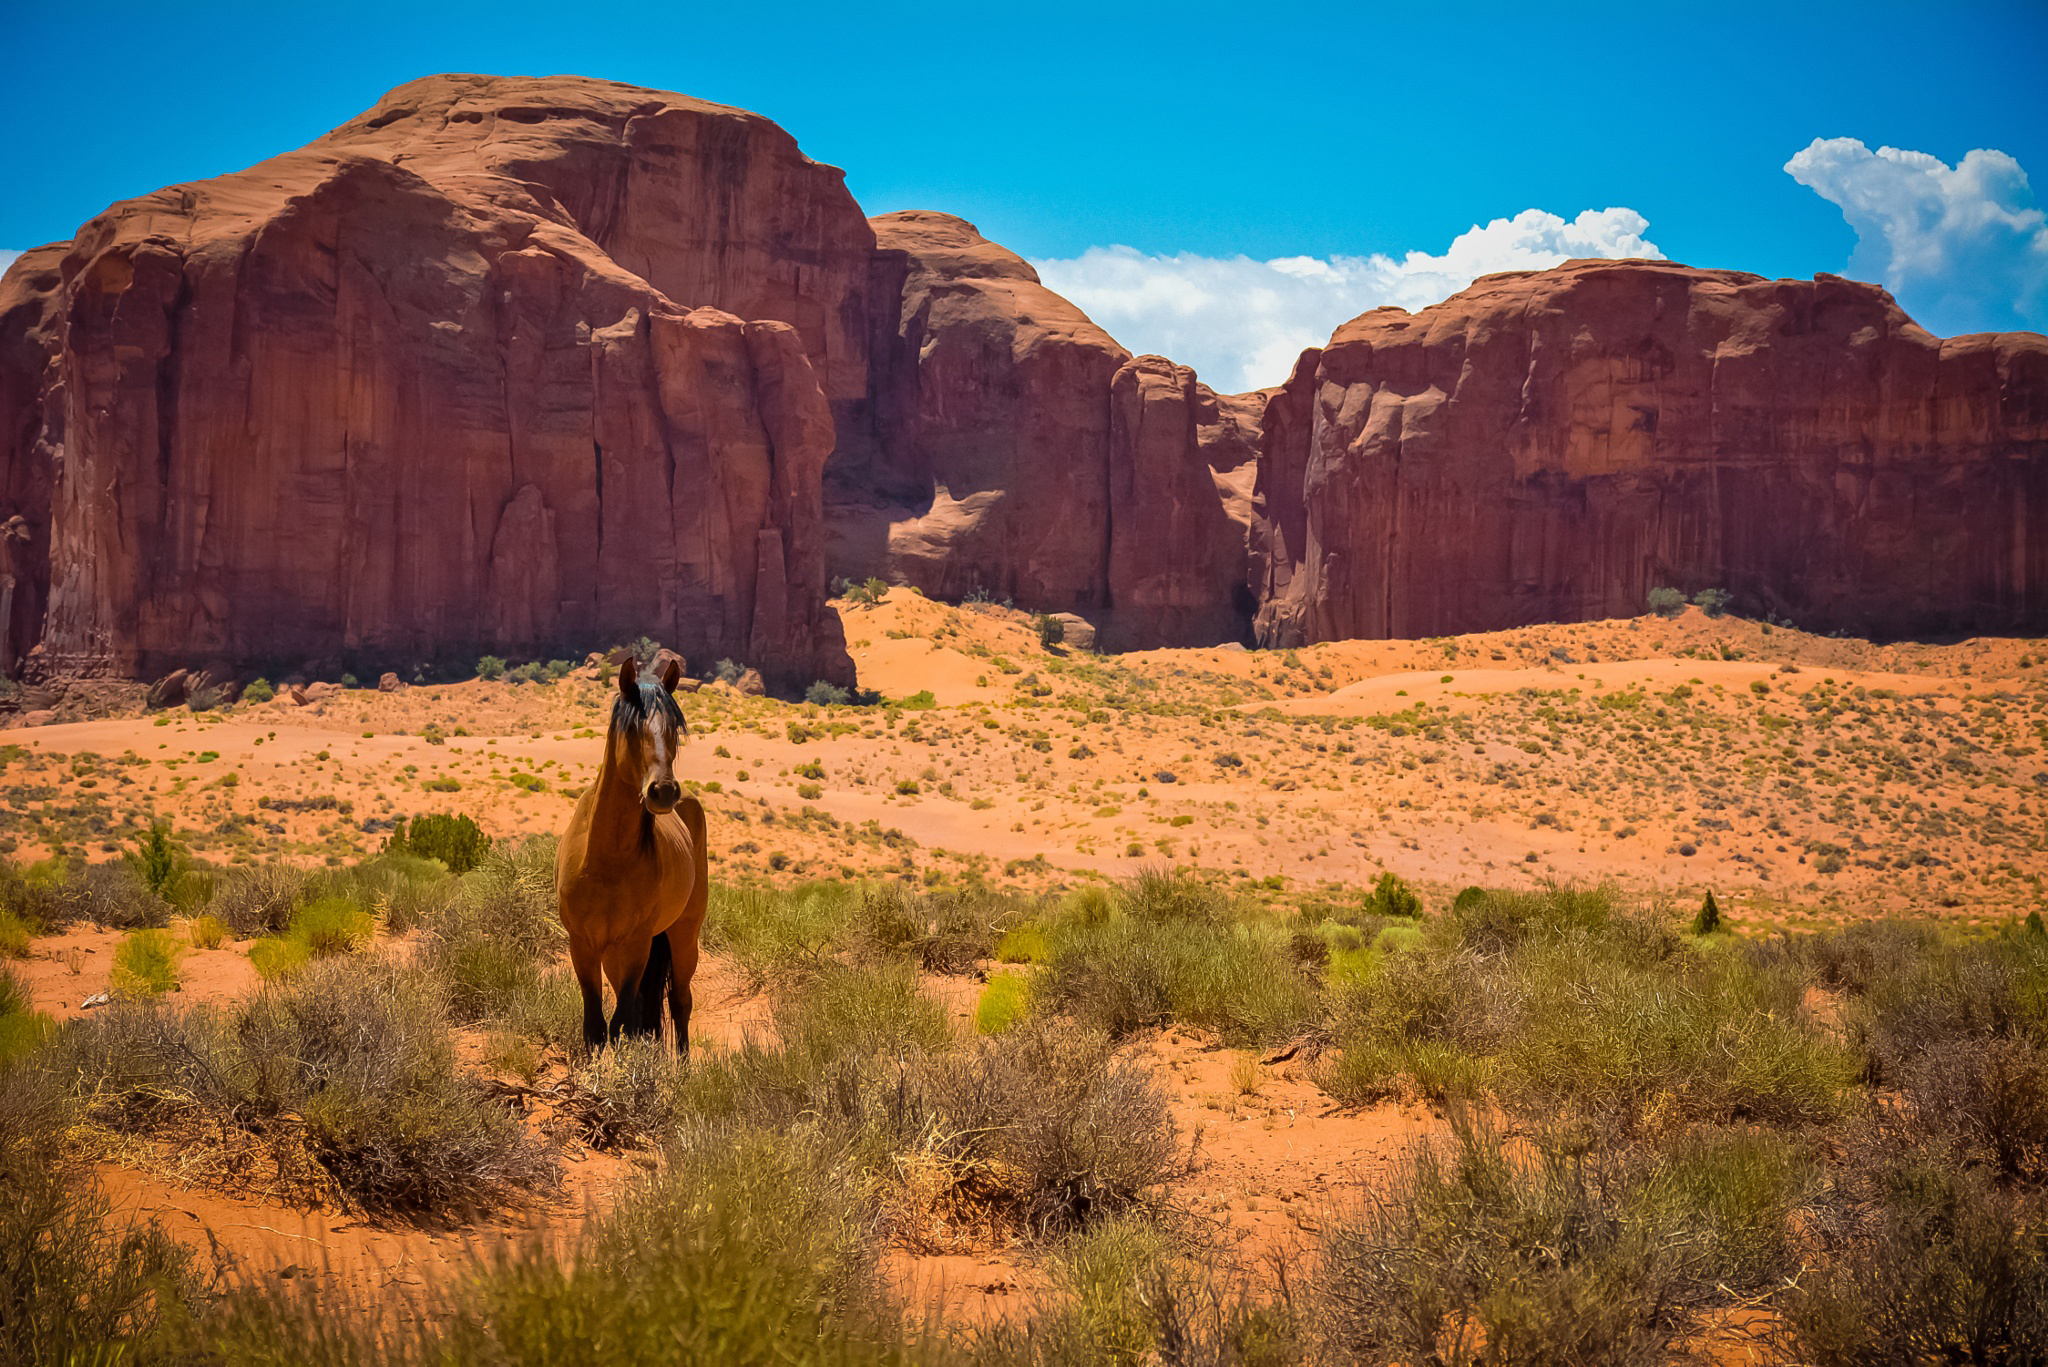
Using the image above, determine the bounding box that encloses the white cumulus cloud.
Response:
[1786,137,2048,336]
[1032,208,1664,392]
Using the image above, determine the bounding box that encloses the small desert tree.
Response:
[1647,586,1687,618]
[1692,890,1722,936]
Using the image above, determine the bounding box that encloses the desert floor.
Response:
[7,592,2044,1331]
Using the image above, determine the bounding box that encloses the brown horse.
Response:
[556,653,708,1052]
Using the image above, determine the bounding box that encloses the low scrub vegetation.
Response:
[1,844,2045,1362]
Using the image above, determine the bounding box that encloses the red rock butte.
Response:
[2,73,2044,689]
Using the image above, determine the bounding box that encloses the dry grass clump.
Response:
[845,882,1026,974]
[1785,1113,2048,1363]
[0,1062,199,1367]
[899,1017,1179,1242]
[209,861,310,937]
[57,956,556,1218]
[963,1214,1295,1366]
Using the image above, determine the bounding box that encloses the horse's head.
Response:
[610,655,688,814]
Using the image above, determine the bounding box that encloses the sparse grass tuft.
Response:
[111,928,182,997]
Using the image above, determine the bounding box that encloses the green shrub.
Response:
[111,929,182,997]
[291,897,376,956]
[249,934,311,980]
[1035,874,1318,1046]
[476,655,507,680]
[204,1123,908,1365]
[1364,871,1421,919]
[0,909,31,959]
[975,974,1030,1035]
[805,681,850,706]
[241,677,275,703]
[187,914,226,950]
[1035,613,1066,649]
[388,812,492,874]
[839,576,889,607]
[702,882,858,989]
[1443,882,1613,953]
[1647,586,1687,617]
[994,922,1049,964]
[0,967,54,1066]
[1693,588,1732,617]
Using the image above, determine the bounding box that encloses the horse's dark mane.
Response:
[611,681,685,735]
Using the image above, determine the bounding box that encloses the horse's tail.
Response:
[639,929,674,1040]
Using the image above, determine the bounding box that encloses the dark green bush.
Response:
[388,813,493,874]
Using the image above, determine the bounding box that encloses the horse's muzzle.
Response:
[643,779,682,813]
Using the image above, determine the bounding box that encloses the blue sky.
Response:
[3,0,2042,388]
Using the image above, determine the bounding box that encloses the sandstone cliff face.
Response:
[1254,260,2048,645]
[0,74,859,685]
[1105,355,1259,647]
[852,210,1129,612]
[847,211,1257,644]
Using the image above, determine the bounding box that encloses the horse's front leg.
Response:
[605,939,654,1044]
[569,938,607,1052]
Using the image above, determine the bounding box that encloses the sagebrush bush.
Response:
[910,1017,1178,1236]
[39,861,172,931]
[197,1124,908,1366]
[1312,1114,1752,1366]
[416,838,566,1033]
[62,957,555,1217]
[1786,1121,2048,1364]
[682,960,953,1133]
[1034,871,1318,1046]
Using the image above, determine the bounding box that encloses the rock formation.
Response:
[5,76,2046,688]
[1253,260,2048,645]
[0,74,861,686]
[841,211,1259,645]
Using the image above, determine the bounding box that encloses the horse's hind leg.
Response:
[635,932,672,1042]
[570,939,607,1052]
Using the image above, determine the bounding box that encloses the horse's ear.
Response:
[656,655,683,694]
[616,655,638,695]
